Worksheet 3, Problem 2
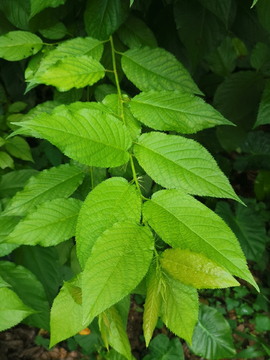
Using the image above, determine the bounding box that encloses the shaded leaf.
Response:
[0,151,14,169]
[254,79,270,128]
[0,169,38,198]
[144,334,184,360]
[30,0,67,19]
[5,136,33,162]
[39,22,67,40]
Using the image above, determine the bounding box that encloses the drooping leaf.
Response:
[14,245,62,304]
[143,190,258,290]
[160,248,239,289]
[0,151,14,169]
[0,31,42,61]
[5,136,33,162]
[117,15,157,48]
[144,334,184,360]
[216,201,267,262]
[82,221,154,324]
[15,108,132,168]
[6,198,82,247]
[134,132,241,201]
[121,47,202,95]
[33,55,105,91]
[29,0,67,19]
[0,261,50,330]
[190,304,235,359]
[130,90,232,134]
[0,169,38,198]
[39,22,67,40]
[84,0,130,41]
[2,164,84,216]
[254,80,270,128]
[0,287,35,332]
[76,177,141,268]
[160,273,198,344]
[50,275,84,347]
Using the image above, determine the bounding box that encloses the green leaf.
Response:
[216,201,267,262]
[117,15,157,48]
[76,177,141,269]
[5,136,33,162]
[198,0,232,27]
[54,88,83,105]
[30,0,67,19]
[82,221,154,324]
[0,287,35,332]
[134,132,240,201]
[190,304,235,359]
[255,313,270,332]
[84,0,130,41]
[251,43,270,75]
[33,55,105,91]
[0,151,14,169]
[0,217,21,256]
[17,107,132,168]
[251,0,259,7]
[160,273,198,344]
[50,275,84,347]
[100,306,132,360]
[0,31,42,61]
[9,101,27,113]
[143,271,162,346]
[95,84,118,102]
[22,101,61,122]
[6,198,82,247]
[0,0,30,30]
[121,47,202,95]
[143,190,258,290]
[14,245,62,304]
[174,0,226,68]
[130,90,232,134]
[0,169,38,198]
[254,80,270,128]
[145,334,184,360]
[0,261,50,330]
[39,22,67,40]
[2,164,84,217]
[257,0,270,32]
[0,276,10,288]
[254,170,270,200]
[160,248,239,289]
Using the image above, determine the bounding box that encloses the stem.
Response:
[129,154,148,201]
[90,167,94,190]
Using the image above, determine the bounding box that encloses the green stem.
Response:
[129,154,148,201]
[90,167,94,190]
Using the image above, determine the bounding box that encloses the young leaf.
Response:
[134,132,241,201]
[16,108,132,167]
[29,0,67,19]
[0,261,50,330]
[160,248,239,289]
[5,136,33,162]
[6,198,82,247]
[84,0,130,41]
[0,31,43,61]
[76,177,141,268]
[143,189,258,291]
[130,90,232,134]
[190,304,235,359]
[121,47,202,95]
[82,221,154,324]
[50,275,84,347]
[160,274,198,344]
[0,287,35,332]
[254,79,270,128]
[33,55,105,91]
[2,164,84,216]
[100,306,132,360]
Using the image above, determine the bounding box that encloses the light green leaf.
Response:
[251,0,259,7]
[257,0,270,32]
[198,0,232,27]
[118,15,157,48]
[101,306,132,360]
[30,0,67,19]
[160,248,239,289]
[0,287,35,332]
[103,94,141,140]
[6,198,82,247]
[5,136,33,162]
[16,108,132,168]
[146,334,185,360]
[134,132,241,201]
[143,189,258,290]
[82,221,154,324]
[190,304,235,359]
[254,80,270,128]
[0,217,21,256]
[39,22,67,40]
[0,151,14,169]
[76,177,141,269]
[216,201,267,262]
[2,164,84,216]
[0,261,50,330]
[130,90,232,134]
[0,170,38,198]
[0,31,42,61]
[33,55,105,91]
[121,47,202,94]
[160,274,198,344]
[84,0,130,41]
[95,84,118,102]
[9,102,27,113]
[22,101,61,122]
[50,275,84,347]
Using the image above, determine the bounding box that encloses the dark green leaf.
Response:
[254,79,270,128]
[144,334,184,360]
